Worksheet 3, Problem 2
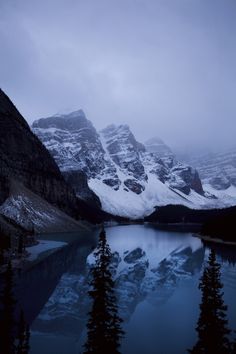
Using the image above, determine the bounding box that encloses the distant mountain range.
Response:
[181,147,236,193]
[1,88,236,235]
[32,110,236,218]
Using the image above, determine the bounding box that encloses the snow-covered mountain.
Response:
[32,110,233,219]
[181,147,236,204]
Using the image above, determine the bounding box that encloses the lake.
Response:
[29,225,236,354]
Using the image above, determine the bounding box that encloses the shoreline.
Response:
[193,233,236,247]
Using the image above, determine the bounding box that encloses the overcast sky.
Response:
[0,0,236,151]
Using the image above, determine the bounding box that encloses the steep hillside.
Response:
[0,181,89,233]
[0,89,79,217]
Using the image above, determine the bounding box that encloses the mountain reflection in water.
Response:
[29,225,236,354]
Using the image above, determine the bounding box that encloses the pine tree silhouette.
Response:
[0,263,30,354]
[189,249,231,353]
[17,235,24,256]
[84,227,124,354]
[232,335,236,354]
[0,226,11,265]
[0,261,17,354]
[16,310,30,354]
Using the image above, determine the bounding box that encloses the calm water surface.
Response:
[29,225,236,354]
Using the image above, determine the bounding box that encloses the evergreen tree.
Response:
[0,261,17,354]
[0,226,11,265]
[16,310,30,354]
[17,234,25,256]
[189,249,231,353]
[84,227,124,354]
[24,326,30,354]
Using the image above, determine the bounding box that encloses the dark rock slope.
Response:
[0,88,78,217]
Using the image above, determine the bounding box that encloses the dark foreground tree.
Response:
[17,235,24,256]
[16,310,30,354]
[189,249,231,353]
[0,261,17,354]
[84,227,124,354]
[0,263,30,354]
[0,226,11,265]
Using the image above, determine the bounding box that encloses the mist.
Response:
[0,0,236,151]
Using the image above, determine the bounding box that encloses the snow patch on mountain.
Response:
[0,182,89,233]
[89,173,210,218]
[203,184,236,204]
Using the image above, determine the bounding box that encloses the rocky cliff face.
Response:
[143,138,204,196]
[145,137,175,167]
[100,124,148,194]
[187,148,236,190]
[101,124,146,180]
[33,110,105,177]
[32,110,212,219]
[62,170,101,208]
[32,111,106,208]
[180,148,236,206]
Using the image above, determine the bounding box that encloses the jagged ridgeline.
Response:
[2,87,235,228]
[32,109,212,219]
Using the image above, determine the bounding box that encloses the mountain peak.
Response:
[0,88,29,130]
[145,136,174,157]
[145,137,166,146]
[53,109,86,119]
[32,109,92,131]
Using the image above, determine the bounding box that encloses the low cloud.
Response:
[0,0,236,151]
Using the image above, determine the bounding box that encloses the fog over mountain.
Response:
[1,0,236,150]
